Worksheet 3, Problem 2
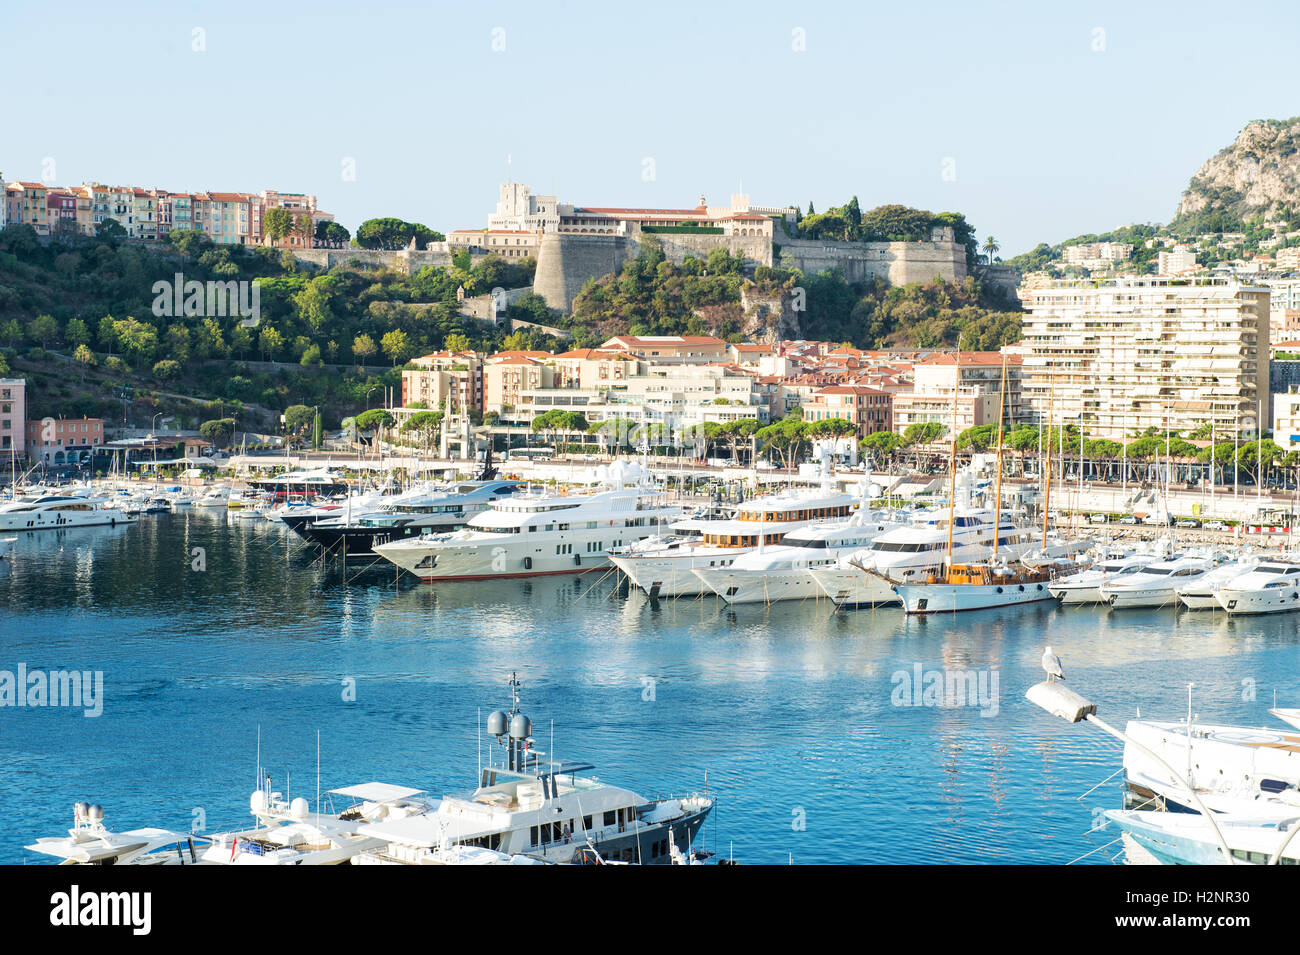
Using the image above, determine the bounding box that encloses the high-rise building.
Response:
[1020,277,1271,441]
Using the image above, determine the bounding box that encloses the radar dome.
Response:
[88,804,104,822]
[250,789,268,814]
[487,710,509,736]
[290,797,309,819]
[509,713,532,740]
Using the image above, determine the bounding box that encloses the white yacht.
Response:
[0,494,137,531]
[1049,551,1159,605]
[808,506,1041,609]
[1122,713,1300,818]
[26,803,195,866]
[373,481,683,582]
[194,486,231,508]
[1106,809,1300,866]
[1176,555,1259,610]
[1216,560,1300,615]
[195,781,404,866]
[1099,555,1219,609]
[609,485,857,598]
[353,675,714,865]
[691,510,904,605]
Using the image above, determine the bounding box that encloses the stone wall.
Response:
[292,248,455,274]
[772,221,967,285]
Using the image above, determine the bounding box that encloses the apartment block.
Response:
[403,351,484,412]
[1019,277,1271,440]
[0,379,26,455]
[24,416,103,464]
[803,385,893,437]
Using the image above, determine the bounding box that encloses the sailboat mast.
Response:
[1041,382,1054,549]
[993,353,1007,560]
[945,345,961,564]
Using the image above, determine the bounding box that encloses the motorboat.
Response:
[1176,556,1259,610]
[1099,555,1219,609]
[374,466,683,582]
[351,673,714,864]
[691,510,905,605]
[1216,560,1300,615]
[0,494,137,531]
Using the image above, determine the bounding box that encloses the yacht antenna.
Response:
[316,730,321,816]
[477,707,482,782]
[255,724,261,794]
[1186,682,1195,782]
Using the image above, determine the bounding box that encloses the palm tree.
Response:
[983,235,1000,265]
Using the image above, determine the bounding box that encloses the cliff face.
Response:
[1176,119,1300,221]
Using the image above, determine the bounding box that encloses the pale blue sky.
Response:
[4,0,1299,255]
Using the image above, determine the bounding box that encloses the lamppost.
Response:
[152,412,163,472]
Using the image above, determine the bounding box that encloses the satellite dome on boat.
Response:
[87,804,104,822]
[250,789,268,814]
[487,710,509,737]
[290,797,310,819]
[509,713,532,740]
[74,801,89,819]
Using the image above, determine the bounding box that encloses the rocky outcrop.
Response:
[1176,118,1300,221]
[738,284,802,342]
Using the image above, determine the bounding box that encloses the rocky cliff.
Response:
[1176,118,1300,223]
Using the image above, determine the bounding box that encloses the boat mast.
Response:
[1041,381,1054,549]
[993,353,1007,560]
[945,341,961,567]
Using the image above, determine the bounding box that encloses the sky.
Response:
[4,0,1300,256]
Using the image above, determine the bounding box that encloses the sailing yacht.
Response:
[1215,560,1300,614]
[810,504,1046,609]
[609,477,857,598]
[690,509,904,605]
[883,352,1074,614]
[373,470,683,582]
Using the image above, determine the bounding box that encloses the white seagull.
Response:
[1042,646,1064,683]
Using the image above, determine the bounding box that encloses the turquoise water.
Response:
[2,511,1297,864]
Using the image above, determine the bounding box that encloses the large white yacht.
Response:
[0,494,137,531]
[373,473,683,582]
[609,485,858,598]
[1176,555,1259,610]
[1215,560,1300,614]
[1049,548,1163,605]
[353,675,714,865]
[808,506,1041,609]
[1099,555,1219,609]
[691,510,904,605]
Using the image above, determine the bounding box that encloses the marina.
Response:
[4,481,1300,866]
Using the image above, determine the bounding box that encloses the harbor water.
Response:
[3,511,1298,864]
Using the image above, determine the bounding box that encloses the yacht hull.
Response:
[1218,587,1300,615]
[610,552,747,598]
[808,566,900,609]
[692,567,826,605]
[892,580,1055,614]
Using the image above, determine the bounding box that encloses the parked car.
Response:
[1203,520,1226,531]
[1119,515,1138,525]
[1089,513,1109,524]
[1175,518,1199,528]
[1142,515,1171,526]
